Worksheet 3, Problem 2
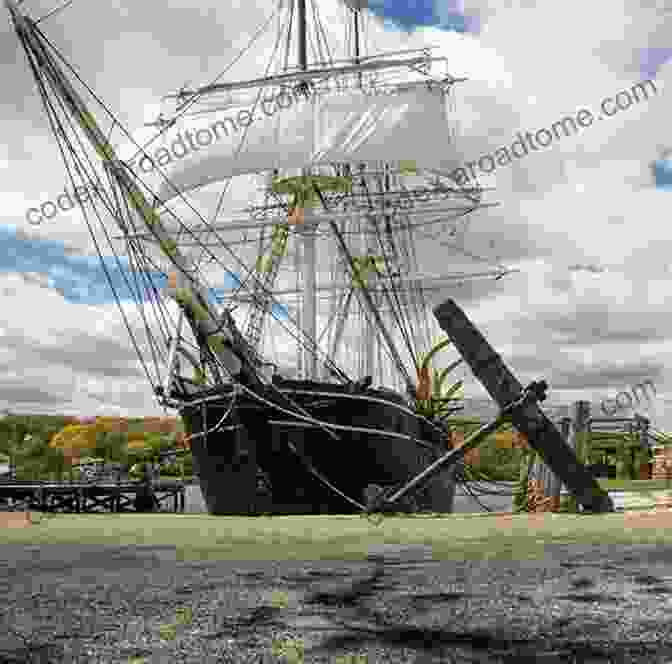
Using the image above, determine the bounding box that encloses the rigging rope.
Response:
[13,22,167,391]
[13,2,509,444]
[30,7,351,388]
[31,16,351,390]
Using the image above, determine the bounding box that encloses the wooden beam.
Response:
[433,299,614,513]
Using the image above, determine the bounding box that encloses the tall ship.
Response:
[6,0,517,514]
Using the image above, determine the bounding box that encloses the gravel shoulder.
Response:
[3,541,672,662]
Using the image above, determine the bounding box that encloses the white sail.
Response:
[148,83,460,202]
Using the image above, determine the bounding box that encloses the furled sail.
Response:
[149,83,460,202]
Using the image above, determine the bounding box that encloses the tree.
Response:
[0,415,33,478]
[92,430,129,465]
[39,445,68,481]
[13,432,55,480]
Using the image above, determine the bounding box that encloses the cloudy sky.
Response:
[1,0,671,433]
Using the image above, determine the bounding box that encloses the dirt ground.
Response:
[2,541,672,663]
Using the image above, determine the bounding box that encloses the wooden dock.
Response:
[0,479,186,514]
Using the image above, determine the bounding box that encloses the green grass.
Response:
[3,510,672,561]
[597,478,671,492]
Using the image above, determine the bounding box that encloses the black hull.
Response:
[180,378,457,515]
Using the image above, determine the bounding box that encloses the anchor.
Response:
[365,298,614,519]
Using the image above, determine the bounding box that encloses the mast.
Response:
[296,0,318,380]
[354,6,373,378]
[301,217,318,380]
[294,233,303,378]
[353,5,362,89]
[297,0,307,68]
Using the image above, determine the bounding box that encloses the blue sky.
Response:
[2,0,672,427]
[366,0,479,34]
[0,223,292,318]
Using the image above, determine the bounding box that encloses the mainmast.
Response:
[340,4,374,382]
[296,0,318,380]
[353,3,363,88]
[353,7,375,381]
[297,0,307,67]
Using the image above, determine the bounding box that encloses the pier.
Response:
[0,479,186,514]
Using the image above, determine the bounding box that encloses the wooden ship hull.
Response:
[181,378,457,515]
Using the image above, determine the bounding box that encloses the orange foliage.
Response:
[416,366,432,401]
[127,439,149,450]
[94,417,130,434]
[49,424,97,451]
[512,430,529,449]
[140,417,179,434]
[288,207,305,225]
[50,416,183,460]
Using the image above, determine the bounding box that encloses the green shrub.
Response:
[160,462,183,477]
[179,453,193,476]
[462,431,526,481]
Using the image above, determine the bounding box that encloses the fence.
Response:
[523,400,654,512]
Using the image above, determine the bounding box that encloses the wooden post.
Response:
[433,299,613,513]
[529,446,556,513]
[531,419,562,512]
[640,417,649,448]
[546,416,570,510]
[539,457,553,512]
[569,401,590,461]
[518,451,531,510]
[561,401,590,510]
[653,446,672,480]
[638,416,651,480]
[527,448,543,512]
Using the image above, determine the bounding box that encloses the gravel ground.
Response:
[2,483,668,662]
[3,540,672,662]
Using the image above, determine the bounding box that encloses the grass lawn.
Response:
[3,510,672,561]
[598,478,671,492]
